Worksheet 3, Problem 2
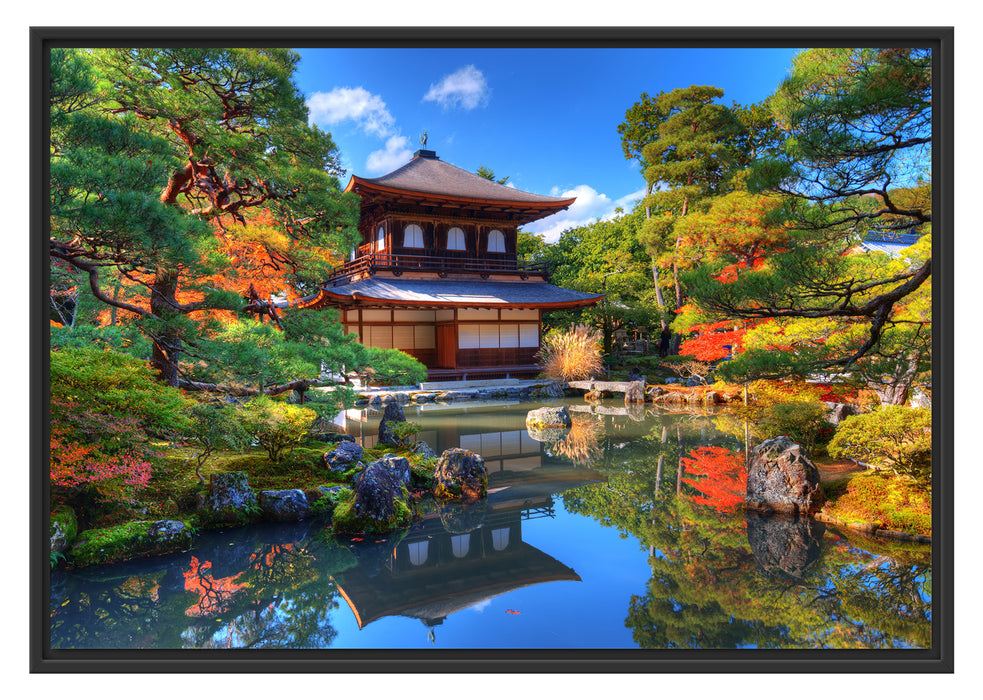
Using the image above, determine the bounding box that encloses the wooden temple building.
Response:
[300,149,603,380]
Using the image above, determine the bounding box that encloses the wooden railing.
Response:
[324,253,550,286]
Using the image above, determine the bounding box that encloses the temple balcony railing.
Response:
[324,253,551,287]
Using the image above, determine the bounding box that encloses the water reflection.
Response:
[50,399,931,650]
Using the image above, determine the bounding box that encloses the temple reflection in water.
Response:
[331,400,605,629]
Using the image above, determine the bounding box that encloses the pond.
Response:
[49,399,932,650]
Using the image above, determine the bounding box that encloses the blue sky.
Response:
[293,47,800,242]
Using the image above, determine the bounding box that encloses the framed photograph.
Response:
[32,26,952,672]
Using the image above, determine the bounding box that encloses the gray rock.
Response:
[146,520,191,543]
[378,401,407,445]
[434,448,488,502]
[540,382,566,398]
[368,394,383,407]
[625,380,646,404]
[332,462,410,534]
[374,455,412,489]
[823,402,857,425]
[647,386,667,402]
[412,441,438,460]
[207,472,257,522]
[412,392,437,403]
[746,436,823,515]
[526,405,572,429]
[258,489,309,521]
[324,440,364,471]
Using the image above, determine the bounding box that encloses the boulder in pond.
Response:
[745,436,823,515]
[323,440,364,471]
[526,405,572,430]
[374,454,412,489]
[378,401,407,445]
[433,448,487,502]
[206,471,257,523]
[258,489,309,521]
[331,462,412,535]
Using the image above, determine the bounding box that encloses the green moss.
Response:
[69,520,192,567]
[331,496,412,535]
[309,486,353,517]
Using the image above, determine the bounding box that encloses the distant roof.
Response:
[863,230,922,245]
[309,278,603,310]
[345,150,576,207]
[856,230,925,257]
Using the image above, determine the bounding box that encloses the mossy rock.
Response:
[526,406,572,429]
[330,462,413,535]
[433,448,488,502]
[69,520,192,568]
[331,496,412,535]
[49,505,78,556]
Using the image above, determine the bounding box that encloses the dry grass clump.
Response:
[538,324,603,381]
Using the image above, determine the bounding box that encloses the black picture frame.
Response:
[31,25,954,673]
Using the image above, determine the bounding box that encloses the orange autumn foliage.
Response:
[680,446,747,512]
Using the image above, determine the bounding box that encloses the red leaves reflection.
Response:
[680,446,747,512]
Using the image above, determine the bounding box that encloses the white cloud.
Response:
[307,87,395,137]
[423,65,490,110]
[525,185,646,243]
[469,598,493,613]
[365,135,414,174]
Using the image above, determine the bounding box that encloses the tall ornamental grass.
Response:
[539,324,603,382]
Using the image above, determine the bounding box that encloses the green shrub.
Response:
[360,346,428,386]
[828,406,932,489]
[236,396,317,463]
[183,402,253,483]
[752,398,830,453]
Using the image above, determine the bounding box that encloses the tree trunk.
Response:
[150,268,181,386]
[872,352,922,406]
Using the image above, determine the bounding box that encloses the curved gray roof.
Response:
[351,152,573,204]
[322,278,603,308]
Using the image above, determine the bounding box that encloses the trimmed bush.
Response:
[236,396,317,463]
[828,406,932,489]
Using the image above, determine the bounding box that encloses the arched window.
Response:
[376,226,385,252]
[491,527,510,551]
[487,229,506,253]
[447,227,466,251]
[404,223,424,248]
[407,540,429,566]
[451,534,471,558]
